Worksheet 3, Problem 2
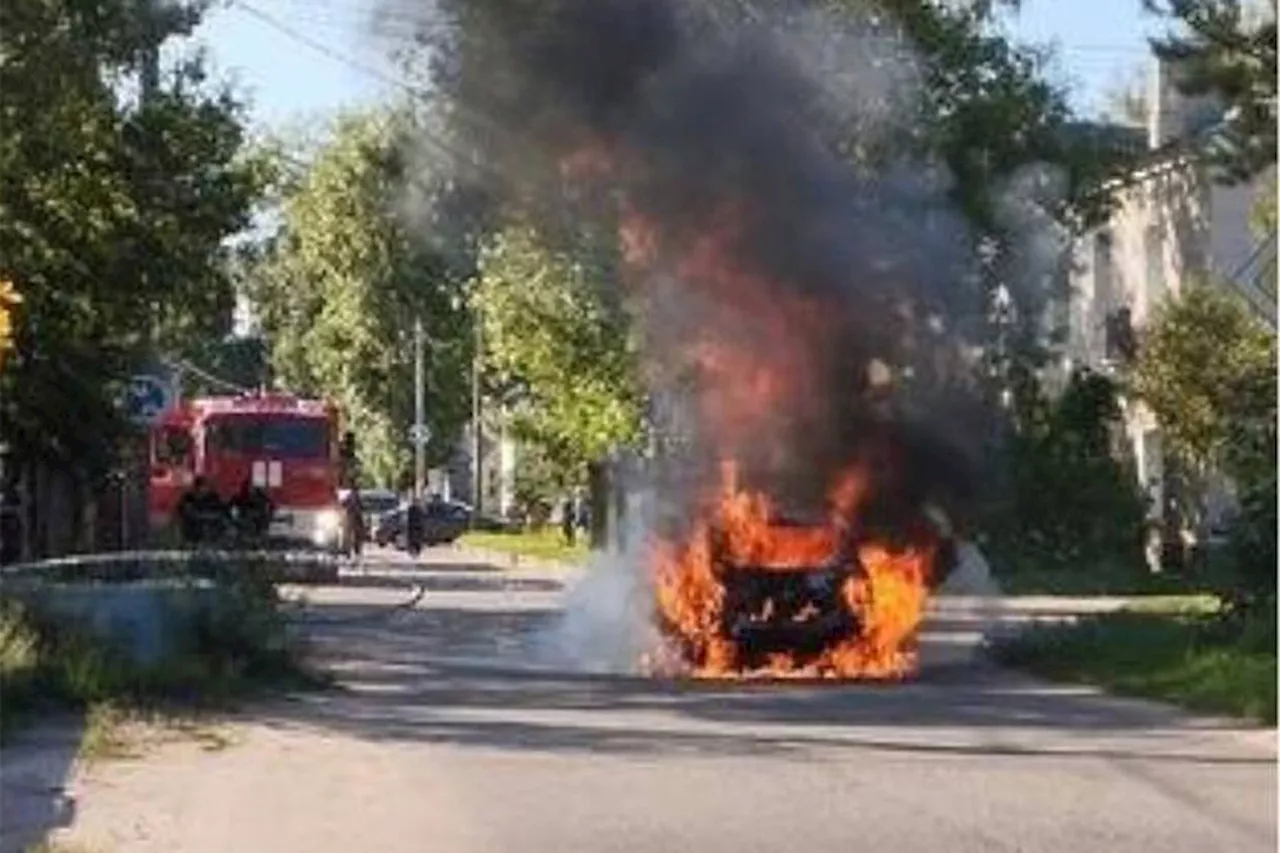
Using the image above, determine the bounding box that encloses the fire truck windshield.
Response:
[206,416,328,460]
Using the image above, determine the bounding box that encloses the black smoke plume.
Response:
[397,0,993,537]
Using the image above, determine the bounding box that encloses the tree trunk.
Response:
[587,459,608,549]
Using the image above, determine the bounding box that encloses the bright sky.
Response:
[191,0,1163,132]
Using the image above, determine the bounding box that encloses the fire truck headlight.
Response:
[314,508,342,544]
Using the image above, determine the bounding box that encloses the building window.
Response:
[1105,306,1138,363]
[1145,223,1165,304]
[1094,230,1116,311]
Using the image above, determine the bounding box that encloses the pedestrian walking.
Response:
[343,489,366,558]
[560,497,576,547]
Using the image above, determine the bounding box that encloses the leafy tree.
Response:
[511,440,568,525]
[248,108,473,489]
[1130,282,1275,474]
[1146,0,1278,182]
[1129,282,1276,605]
[474,225,644,488]
[867,0,1138,231]
[0,0,264,481]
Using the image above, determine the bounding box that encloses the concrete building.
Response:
[448,410,518,518]
[1063,57,1276,535]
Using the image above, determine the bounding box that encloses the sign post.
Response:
[118,374,173,549]
[122,374,173,426]
[407,424,432,447]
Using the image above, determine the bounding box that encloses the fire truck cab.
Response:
[148,391,346,552]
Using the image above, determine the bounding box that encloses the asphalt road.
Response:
[26,547,1279,853]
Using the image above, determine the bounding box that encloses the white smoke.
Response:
[533,485,674,674]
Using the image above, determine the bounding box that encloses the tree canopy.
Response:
[0,0,265,479]
[474,224,645,484]
[1147,0,1278,182]
[1130,281,1275,480]
[247,108,473,489]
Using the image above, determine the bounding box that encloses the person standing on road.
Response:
[560,497,576,547]
[343,489,366,557]
[405,497,425,557]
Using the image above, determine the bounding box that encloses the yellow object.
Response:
[0,279,21,370]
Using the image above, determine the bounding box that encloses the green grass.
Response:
[459,528,590,564]
[993,563,1217,597]
[993,608,1277,724]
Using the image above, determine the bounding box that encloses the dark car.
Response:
[358,489,401,532]
[373,498,472,548]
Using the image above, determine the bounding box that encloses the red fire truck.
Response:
[147,391,347,552]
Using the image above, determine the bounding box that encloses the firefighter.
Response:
[231,478,273,545]
[178,477,227,546]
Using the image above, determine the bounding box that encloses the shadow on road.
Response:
[258,598,1274,768]
[0,715,82,853]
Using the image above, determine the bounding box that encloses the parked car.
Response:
[357,488,401,532]
[373,498,472,548]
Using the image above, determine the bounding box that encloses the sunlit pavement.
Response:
[36,546,1278,853]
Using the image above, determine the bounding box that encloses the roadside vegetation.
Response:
[991,282,1276,723]
[0,564,324,744]
[993,602,1277,725]
[459,528,589,565]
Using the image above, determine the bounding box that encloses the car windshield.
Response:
[360,493,400,515]
[206,416,329,459]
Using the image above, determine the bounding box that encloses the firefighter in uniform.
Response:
[178,477,227,546]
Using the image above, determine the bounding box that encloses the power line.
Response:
[232,3,465,160]
[232,2,425,99]
[230,0,512,186]
[166,357,253,395]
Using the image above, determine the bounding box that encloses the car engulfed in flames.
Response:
[646,462,957,680]
[538,26,978,681]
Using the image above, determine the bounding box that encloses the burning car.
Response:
[648,461,959,680]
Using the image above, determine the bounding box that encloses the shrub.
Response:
[980,367,1148,576]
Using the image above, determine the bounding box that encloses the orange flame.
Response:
[649,461,936,680]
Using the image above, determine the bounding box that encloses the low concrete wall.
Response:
[4,578,225,667]
[0,550,313,668]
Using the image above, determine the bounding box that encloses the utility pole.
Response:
[413,316,426,500]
